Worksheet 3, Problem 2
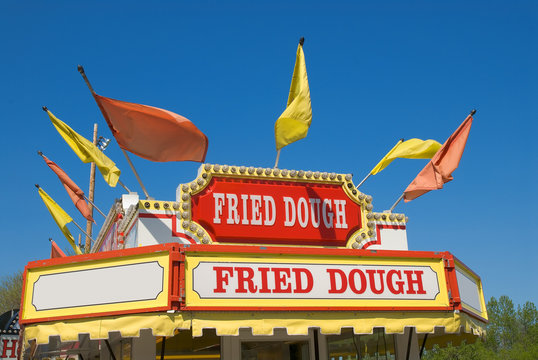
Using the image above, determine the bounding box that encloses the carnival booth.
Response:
[20,165,487,359]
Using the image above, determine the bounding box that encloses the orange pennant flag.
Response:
[93,94,208,162]
[42,155,94,222]
[404,113,474,202]
[50,239,67,258]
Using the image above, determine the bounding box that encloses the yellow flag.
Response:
[37,187,82,255]
[47,110,120,187]
[370,138,442,175]
[274,41,312,150]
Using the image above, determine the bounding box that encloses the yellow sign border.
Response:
[184,251,450,309]
[21,251,171,322]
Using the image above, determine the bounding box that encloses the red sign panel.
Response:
[191,177,362,246]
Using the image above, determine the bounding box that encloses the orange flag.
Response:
[50,239,67,258]
[404,113,474,202]
[93,94,208,162]
[42,155,94,222]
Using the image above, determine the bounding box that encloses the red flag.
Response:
[42,155,95,222]
[50,239,67,258]
[404,114,473,202]
[93,94,208,162]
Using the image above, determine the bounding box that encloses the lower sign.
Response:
[191,261,440,301]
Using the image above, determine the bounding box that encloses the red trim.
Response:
[179,244,443,259]
[364,224,407,250]
[20,306,172,325]
[182,306,454,312]
[136,213,197,244]
[214,238,348,247]
[24,243,179,269]
[169,250,182,310]
[442,252,462,311]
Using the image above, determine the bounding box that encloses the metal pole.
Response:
[405,328,414,360]
[419,333,428,359]
[356,173,371,189]
[117,179,132,193]
[71,218,95,246]
[274,149,281,169]
[160,337,166,360]
[82,194,106,218]
[388,193,405,213]
[78,65,96,94]
[104,340,117,360]
[78,65,142,198]
[121,148,151,199]
[85,124,98,253]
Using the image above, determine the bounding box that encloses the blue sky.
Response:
[1,1,536,306]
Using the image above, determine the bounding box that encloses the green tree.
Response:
[423,296,537,360]
[0,270,23,314]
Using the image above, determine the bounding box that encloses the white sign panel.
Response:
[456,268,482,312]
[192,262,440,300]
[32,261,164,311]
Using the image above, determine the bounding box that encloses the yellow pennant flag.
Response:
[46,109,120,187]
[370,138,442,175]
[37,187,82,255]
[274,39,312,151]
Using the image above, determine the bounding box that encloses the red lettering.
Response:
[272,268,292,293]
[348,269,367,294]
[258,267,271,293]
[404,270,426,294]
[387,270,405,294]
[213,266,233,293]
[235,267,258,293]
[1,339,17,358]
[327,269,347,293]
[366,269,385,294]
[292,268,314,293]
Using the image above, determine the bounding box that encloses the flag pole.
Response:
[78,65,151,199]
[357,139,405,189]
[388,193,404,213]
[82,194,106,218]
[356,173,371,189]
[120,149,151,199]
[84,123,98,253]
[70,217,95,246]
[274,149,281,169]
[117,179,132,193]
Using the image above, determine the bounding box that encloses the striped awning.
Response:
[23,310,485,346]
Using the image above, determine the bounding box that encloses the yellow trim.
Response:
[21,251,171,321]
[184,252,450,309]
[455,261,488,321]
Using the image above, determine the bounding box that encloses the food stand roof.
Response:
[21,165,488,353]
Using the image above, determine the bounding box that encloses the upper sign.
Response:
[176,164,407,247]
